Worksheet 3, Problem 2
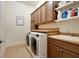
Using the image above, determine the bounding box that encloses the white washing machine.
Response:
[30,32,47,58]
[26,32,31,50]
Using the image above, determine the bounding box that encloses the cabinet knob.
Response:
[57,48,59,51]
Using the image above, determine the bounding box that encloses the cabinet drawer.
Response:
[61,49,79,58]
[48,38,79,55]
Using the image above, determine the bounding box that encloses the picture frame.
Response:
[16,16,24,26]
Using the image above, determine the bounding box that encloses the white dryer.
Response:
[26,32,31,50]
[30,32,47,58]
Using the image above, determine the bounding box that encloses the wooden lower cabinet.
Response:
[48,38,79,58]
[48,43,60,58]
[61,49,79,58]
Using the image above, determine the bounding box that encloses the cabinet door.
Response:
[47,43,60,58]
[53,1,58,20]
[31,21,35,30]
[34,11,38,25]
[41,3,46,24]
[31,13,35,29]
[61,49,79,58]
[46,1,54,22]
[31,13,35,21]
[46,1,58,22]
[37,8,41,24]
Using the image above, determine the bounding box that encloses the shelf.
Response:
[55,1,79,11]
[55,16,79,22]
[55,18,69,22]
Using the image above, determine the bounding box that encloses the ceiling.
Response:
[19,1,40,6]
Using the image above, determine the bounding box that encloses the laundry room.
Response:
[0,0,79,58]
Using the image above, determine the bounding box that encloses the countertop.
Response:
[32,28,59,33]
[48,35,79,45]
[32,29,53,33]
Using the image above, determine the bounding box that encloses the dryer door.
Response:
[31,37,38,56]
[26,34,29,46]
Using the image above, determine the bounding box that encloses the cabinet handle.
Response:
[60,49,62,52]
[60,49,63,52]
[60,49,64,58]
[57,48,59,51]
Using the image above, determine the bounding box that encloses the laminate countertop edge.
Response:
[48,35,79,46]
[31,29,59,33]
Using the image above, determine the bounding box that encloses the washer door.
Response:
[26,34,29,46]
[31,37,38,56]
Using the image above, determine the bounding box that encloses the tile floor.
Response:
[4,44,33,58]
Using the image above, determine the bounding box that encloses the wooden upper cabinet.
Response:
[31,13,35,21]
[46,1,58,22]
[53,1,58,20]
[31,1,58,26]
[46,1,54,22]
[34,11,38,25]
[37,8,41,24]
[31,13,35,29]
[41,3,46,24]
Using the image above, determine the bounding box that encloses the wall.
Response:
[0,2,5,42]
[56,19,79,34]
[38,18,79,34]
[68,20,79,34]
[0,2,7,57]
[39,22,58,29]
[0,1,34,47]
[31,1,46,13]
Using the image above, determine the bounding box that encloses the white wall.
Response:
[31,1,46,13]
[0,2,5,41]
[56,19,79,34]
[0,1,34,47]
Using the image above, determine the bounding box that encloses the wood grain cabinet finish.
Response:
[41,3,46,24]
[61,49,79,58]
[31,13,35,29]
[34,11,38,25]
[48,43,60,58]
[37,8,41,24]
[31,1,59,30]
[46,1,58,22]
[31,13,35,21]
[46,1,54,22]
[48,38,79,58]
[53,1,58,20]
